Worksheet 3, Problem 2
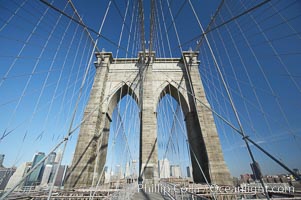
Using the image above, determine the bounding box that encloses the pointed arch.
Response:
[156,82,189,116]
[107,83,139,118]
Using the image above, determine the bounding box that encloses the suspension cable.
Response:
[188,1,270,198]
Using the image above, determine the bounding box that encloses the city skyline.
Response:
[0,0,300,183]
[2,151,67,191]
[1,151,299,192]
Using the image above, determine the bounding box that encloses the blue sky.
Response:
[0,0,300,179]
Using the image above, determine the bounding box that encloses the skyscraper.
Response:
[54,149,62,163]
[6,162,31,190]
[170,165,181,178]
[49,164,67,187]
[125,162,131,178]
[186,166,192,178]
[117,164,124,179]
[104,166,110,183]
[158,159,170,179]
[46,152,56,165]
[25,152,45,186]
[57,165,67,187]
[40,164,53,186]
[0,167,16,190]
[0,154,16,190]
[0,154,4,167]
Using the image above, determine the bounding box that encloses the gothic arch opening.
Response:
[157,83,189,116]
[156,83,192,180]
[103,83,140,184]
[107,83,139,119]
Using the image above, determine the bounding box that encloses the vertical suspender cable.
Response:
[164,3,217,199]
[187,0,270,199]
[47,1,112,199]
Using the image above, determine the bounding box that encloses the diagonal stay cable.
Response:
[169,79,301,181]
[137,0,146,57]
[0,77,137,200]
[67,0,100,52]
[188,1,270,198]
[202,0,271,39]
[176,0,271,52]
[38,0,136,58]
[1,0,67,141]
[47,0,113,198]
[195,0,224,50]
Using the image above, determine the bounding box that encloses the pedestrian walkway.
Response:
[132,190,168,200]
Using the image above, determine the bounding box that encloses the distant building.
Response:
[186,166,192,178]
[158,159,170,179]
[104,166,110,183]
[0,167,16,190]
[0,154,16,190]
[25,152,45,186]
[266,175,274,183]
[125,162,131,178]
[40,164,53,186]
[170,165,181,178]
[40,164,67,187]
[46,152,56,165]
[6,162,31,190]
[54,150,62,163]
[114,165,124,179]
[273,175,280,183]
[0,154,4,167]
[240,174,253,183]
[233,177,240,186]
[52,165,67,187]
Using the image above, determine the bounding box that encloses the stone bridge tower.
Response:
[65,51,232,188]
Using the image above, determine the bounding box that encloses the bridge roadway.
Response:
[131,190,168,200]
[3,190,169,200]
